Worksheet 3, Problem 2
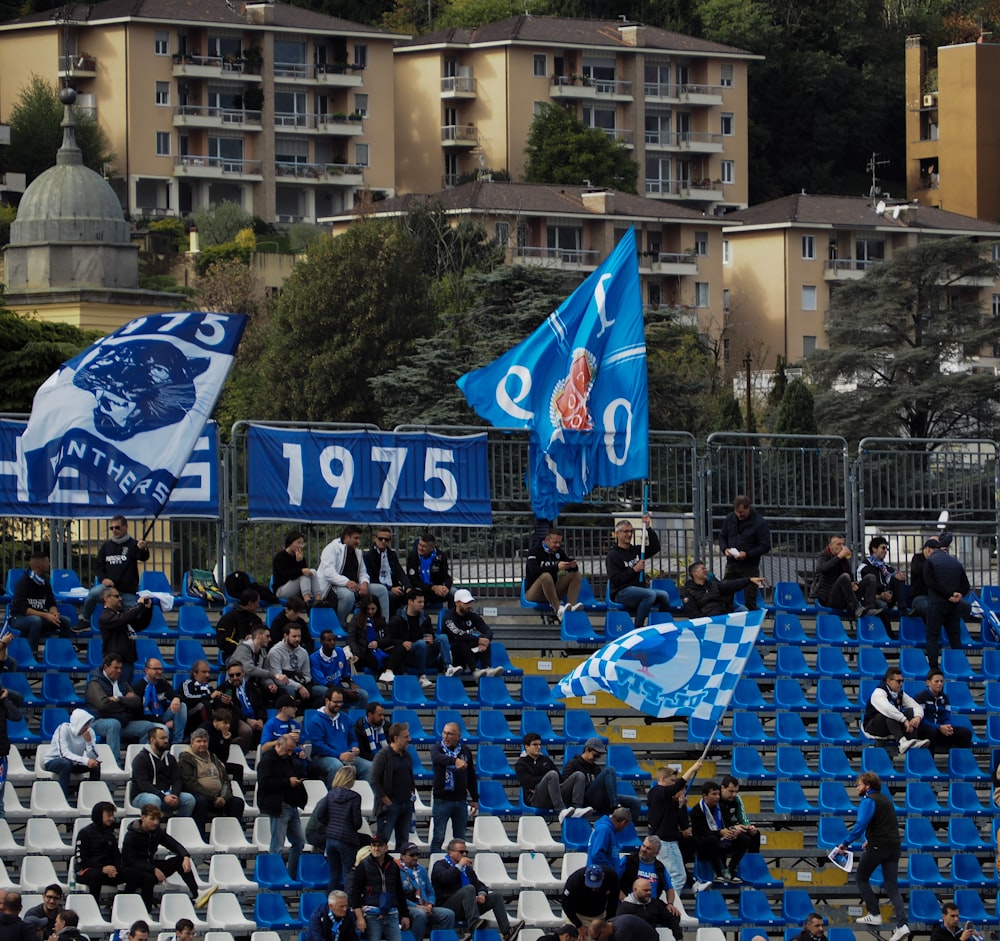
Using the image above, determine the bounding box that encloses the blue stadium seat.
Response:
[904,782,946,815]
[309,606,346,640]
[738,889,786,926]
[774,646,810,678]
[905,853,947,888]
[488,641,522,676]
[816,677,855,711]
[476,745,516,781]
[393,675,431,708]
[775,746,821,781]
[43,638,86,672]
[575,576,609,612]
[904,749,947,782]
[952,853,990,887]
[478,676,519,709]
[858,647,890,677]
[773,582,815,615]
[478,779,517,815]
[904,817,948,851]
[174,639,210,673]
[953,891,999,926]
[520,578,550,615]
[135,637,174,671]
[861,747,904,782]
[948,748,989,782]
[176,605,215,639]
[739,853,783,888]
[254,893,304,929]
[773,613,810,645]
[731,746,775,781]
[946,682,985,715]
[775,713,815,746]
[649,578,685,614]
[434,709,476,743]
[815,614,853,646]
[6,717,41,744]
[909,889,947,925]
[521,675,565,711]
[948,782,991,816]
[254,853,302,889]
[435,676,477,708]
[694,892,739,927]
[733,712,774,746]
[818,782,855,816]
[817,713,863,745]
[138,570,180,602]
[6,638,41,673]
[560,610,602,644]
[900,646,930,679]
[385,708,432,744]
[942,648,983,681]
[732,679,768,711]
[297,860,329,890]
[818,748,856,781]
[816,817,850,849]
[948,817,990,850]
[688,716,734,745]
[857,615,899,648]
[773,781,818,816]
[560,816,591,851]
[604,610,636,638]
[781,891,816,925]
[407,745,433,782]
[1,673,44,707]
[564,710,604,745]
[984,649,1000,675]
[773,679,813,711]
[40,707,71,740]
[742,647,770,679]
[477,710,518,745]
[607,745,648,783]
[899,616,927,647]
[51,568,86,604]
[520,710,563,745]
[40,672,79,707]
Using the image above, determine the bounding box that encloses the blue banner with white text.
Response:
[247,426,492,525]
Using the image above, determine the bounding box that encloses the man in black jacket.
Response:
[681,562,763,618]
[74,802,125,902]
[364,527,411,618]
[9,550,73,657]
[931,903,980,941]
[514,733,590,821]
[121,804,198,908]
[523,528,583,620]
[717,496,770,611]
[215,590,263,662]
[431,839,520,941]
[133,658,187,745]
[616,877,681,941]
[98,588,153,685]
[647,761,702,893]
[386,589,452,687]
[130,726,195,818]
[405,534,453,608]
[430,722,478,850]
[257,733,307,879]
[605,516,670,629]
[924,542,972,669]
[560,865,616,930]
[812,535,865,618]
[349,836,409,941]
[371,723,415,849]
[561,738,640,818]
[82,515,150,621]
[0,892,39,941]
[353,702,387,762]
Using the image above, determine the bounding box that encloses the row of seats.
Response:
[1,568,215,609]
[772,779,997,816]
[769,612,987,649]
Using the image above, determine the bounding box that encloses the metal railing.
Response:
[441,76,476,94]
[175,155,262,174]
[441,125,478,143]
[174,105,262,124]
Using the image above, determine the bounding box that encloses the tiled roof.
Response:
[398,15,754,57]
[725,193,1000,233]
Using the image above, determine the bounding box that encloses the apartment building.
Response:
[722,193,1000,368]
[905,35,1000,222]
[393,16,758,212]
[323,179,730,323]
[0,0,404,222]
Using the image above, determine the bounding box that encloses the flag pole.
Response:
[638,481,649,582]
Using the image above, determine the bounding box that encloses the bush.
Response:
[288,222,325,253]
[192,201,253,247]
[196,241,251,275]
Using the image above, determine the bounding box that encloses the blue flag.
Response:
[555,610,764,721]
[456,228,648,519]
[18,312,245,516]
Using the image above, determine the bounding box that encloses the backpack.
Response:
[224,570,279,606]
[185,568,225,604]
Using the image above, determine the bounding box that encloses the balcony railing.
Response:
[174,105,262,125]
[172,54,262,78]
[443,173,462,188]
[825,259,878,272]
[441,76,477,94]
[175,155,262,175]
[550,76,632,97]
[274,61,310,79]
[441,125,478,143]
[599,127,633,144]
[644,130,724,149]
[643,82,725,102]
[275,161,364,180]
[515,246,603,266]
[657,252,696,265]
[274,113,364,131]
[59,54,97,75]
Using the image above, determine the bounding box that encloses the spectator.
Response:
[261,696,307,759]
[812,535,868,617]
[216,662,265,750]
[647,761,702,894]
[22,885,62,937]
[514,732,591,822]
[86,654,165,757]
[354,702,387,762]
[133,658,187,746]
[364,528,411,618]
[268,623,313,702]
[178,660,223,736]
[108,922,147,941]
[178,727,245,837]
[606,516,671,629]
[307,891,357,941]
[257,733,307,879]
[430,721,477,850]
[837,772,908,941]
[318,526,389,629]
[82,515,150,622]
[441,590,500,678]
[857,536,906,635]
[229,625,280,701]
[752,913,826,941]
[587,807,631,873]
[195,708,245,784]
[216,590,263,663]
[347,599,394,679]
[312,765,363,891]
[306,687,371,785]
[561,866,617,931]
[371,723,415,848]
[386,589,454,687]
[719,775,761,881]
[523,527,583,621]
[349,834,409,941]
[98,588,153,685]
[49,908,88,941]
[619,836,671,903]
[130,726,195,818]
[0,892,37,941]
[616,877,681,941]
[924,539,971,670]
[120,804,198,910]
[73,802,124,902]
[717,496,770,611]
[689,780,742,885]
[913,669,973,753]
[931,902,981,941]
[539,926,578,941]
[430,839,520,941]
[159,919,194,941]
[269,598,313,653]
[273,531,322,606]
[9,549,73,658]
[311,630,368,707]
[589,915,658,941]
[396,842,456,941]
[405,535,454,608]
[43,708,101,798]
[681,562,763,618]
[562,738,640,818]
[863,667,929,754]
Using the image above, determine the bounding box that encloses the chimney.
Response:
[582,190,613,214]
[619,24,645,46]
[246,1,274,24]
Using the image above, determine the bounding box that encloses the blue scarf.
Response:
[441,739,462,792]
[445,853,470,886]
[419,550,436,584]
[144,682,163,717]
[236,682,254,718]
[28,570,45,586]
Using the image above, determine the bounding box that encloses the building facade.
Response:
[393,16,758,212]
[0,0,404,223]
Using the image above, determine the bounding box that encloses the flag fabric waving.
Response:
[456,228,648,519]
[555,610,764,722]
[18,312,245,516]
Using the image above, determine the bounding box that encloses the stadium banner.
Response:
[246,425,492,525]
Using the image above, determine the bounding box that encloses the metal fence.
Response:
[2,424,998,597]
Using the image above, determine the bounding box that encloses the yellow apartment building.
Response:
[322,180,729,324]
[0,0,404,223]
[905,35,1000,222]
[722,193,1000,368]
[393,16,758,212]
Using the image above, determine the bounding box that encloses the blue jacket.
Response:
[305,706,357,759]
[310,647,351,688]
[587,815,621,872]
[398,860,438,904]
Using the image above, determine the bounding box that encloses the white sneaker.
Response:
[857,915,883,927]
[378,670,395,683]
[889,926,910,941]
[418,675,433,689]
[898,737,915,754]
[913,738,930,749]
[558,808,572,823]
[487,666,504,677]
[473,668,487,679]
[693,880,712,893]
[571,602,585,611]
[572,806,594,818]
[445,665,463,677]
[557,603,568,620]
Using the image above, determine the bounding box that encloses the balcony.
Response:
[824,259,875,281]
[642,82,724,106]
[58,54,97,79]
[173,106,262,129]
[174,155,262,179]
[644,179,723,202]
[314,63,365,87]
[600,127,634,146]
[172,54,262,81]
[275,161,364,185]
[441,76,477,98]
[443,173,461,188]
[441,124,478,147]
[650,252,698,275]
[513,246,603,271]
[644,130,723,154]
[550,76,633,102]
[274,113,365,135]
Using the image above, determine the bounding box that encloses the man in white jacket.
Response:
[43,708,101,797]
[862,667,930,754]
[318,525,389,626]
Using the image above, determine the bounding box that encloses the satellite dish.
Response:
[892,206,901,219]
[876,200,886,215]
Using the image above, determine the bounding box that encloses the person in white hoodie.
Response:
[43,709,101,797]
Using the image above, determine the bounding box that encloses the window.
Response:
[155,82,169,106]
[354,93,368,117]
[156,131,170,156]
[354,45,368,69]
[495,221,510,245]
[856,238,885,269]
[721,112,734,136]
[533,53,546,77]
[722,288,730,312]
[355,142,369,167]
[155,31,168,55]
[694,282,709,307]
[993,294,1000,316]
[720,63,733,86]
[802,235,816,259]
[803,336,817,356]
[723,239,731,265]
[721,160,734,184]
[693,231,708,256]
[648,282,662,307]
[992,244,1000,262]
[802,285,817,310]
[582,106,616,132]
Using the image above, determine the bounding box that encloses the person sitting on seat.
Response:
[523,528,584,621]
[681,561,764,618]
[606,517,670,629]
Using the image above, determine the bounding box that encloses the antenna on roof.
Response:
[867,151,889,208]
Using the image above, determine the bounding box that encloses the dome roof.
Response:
[9,88,130,246]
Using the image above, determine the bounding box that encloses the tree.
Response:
[524,103,638,194]
[5,74,114,184]
[191,201,254,247]
[771,377,818,439]
[808,238,1000,445]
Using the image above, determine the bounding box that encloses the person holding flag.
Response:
[606,517,671,629]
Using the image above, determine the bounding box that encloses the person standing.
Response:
[924,539,971,670]
[717,496,770,611]
[647,760,702,894]
[83,516,150,622]
[837,772,909,941]
[349,834,409,941]
[370,723,415,850]
[313,765,363,891]
[257,733,308,879]
[430,722,477,851]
